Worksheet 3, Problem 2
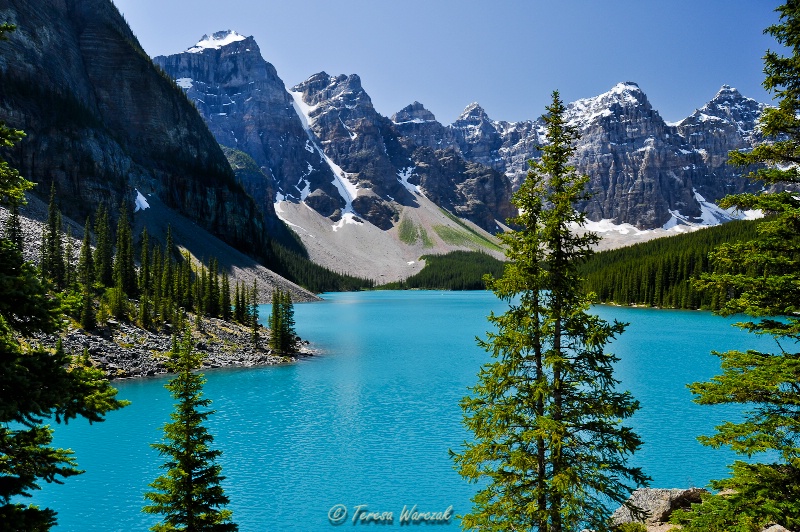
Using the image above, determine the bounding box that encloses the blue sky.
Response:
[112,0,782,124]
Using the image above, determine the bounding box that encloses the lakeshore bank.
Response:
[36,315,309,380]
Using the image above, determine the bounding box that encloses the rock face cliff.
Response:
[155,34,515,234]
[0,1,268,256]
[436,82,766,229]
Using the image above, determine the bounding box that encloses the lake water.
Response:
[30,290,776,531]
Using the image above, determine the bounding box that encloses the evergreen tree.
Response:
[94,204,113,287]
[250,279,259,346]
[77,221,96,331]
[113,203,136,297]
[452,91,647,532]
[77,219,94,289]
[4,201,22,250]
[268,288,282,352]
[143,331,238,532]
[220,273,231,322]
[0,24,126,529]
[675,4,800,530]
[64,225,75,289]
[41,183,65,288]
[140,227,151,295]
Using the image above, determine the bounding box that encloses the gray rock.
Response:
[611,487,707,526]
[763,525,792,532]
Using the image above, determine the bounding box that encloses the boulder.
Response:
[611,488,707,526]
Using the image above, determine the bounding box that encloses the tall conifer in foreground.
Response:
[673,3,800,530]
[143,331,237,532]
[452,92,647,532]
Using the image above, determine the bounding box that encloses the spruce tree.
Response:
[0,24,126,529]
[41,183,65,288]
[143,331,237,531]
[250,279,259,346]
[452,92,647,532]
[64,225,75,289]
[4,201,22,250]
[113,203,136,297]
[94,204,113,287]
[268,288,282,352]
[674,3,800,530]
[220,273,231,322]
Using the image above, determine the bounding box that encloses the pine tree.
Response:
[674,4,800,530]
[268,288,282,352]
[220,273,231,322]
[77,218,93,289]
[94,204,113,287]
[4,201,22,250]
[143,331,238,532]
[113,203,136,297]
[250,279,259,346]
[0,24,126,529]
[452,91,647,532]
[41,183,65,288]
[64,225,75,289]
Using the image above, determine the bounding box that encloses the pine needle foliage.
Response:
[675,3,800,530]
[143,332,237,532]
[453,91,648,532]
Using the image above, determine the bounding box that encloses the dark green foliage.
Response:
[4,201,22,250]
[113,203,136,297]
[143,332,237,531]
[250,280,259,346]
[93,204,113,287]
[676,4,800,530]
[267,288,297,354]
[41,183,66,289]
[380,251,505,290]
[220,273,231,322]
[268,240,374,293]
[453,92,647,532]
[580,219,762,309]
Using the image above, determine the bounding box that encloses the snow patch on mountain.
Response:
[289,89,360,217]
[662,189,763,231]
[397,167,423,196]
[576,218,649,236]
[134,190,150,212]
[187,31,247,53]
[565,82,645,127]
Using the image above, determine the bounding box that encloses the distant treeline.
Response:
[580,219,763,309]
[380,251,505,290]
[269,242,374,293]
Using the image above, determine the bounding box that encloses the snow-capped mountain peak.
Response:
[392,101,437,124]
[187,30,247,53]
[457,102,490,122]
[565,81,650,127]
[677,84,767,141]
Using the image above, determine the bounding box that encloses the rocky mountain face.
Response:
[155,34,515,233]
[426,82,766,229]
[0,0,268,256]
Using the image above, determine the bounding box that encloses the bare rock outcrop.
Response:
[611,488,707,528]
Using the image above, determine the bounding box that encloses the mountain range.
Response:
[154,30,766,271]
[0,1,768,282]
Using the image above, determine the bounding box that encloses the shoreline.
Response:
[37,315,310,381]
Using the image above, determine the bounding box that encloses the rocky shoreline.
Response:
[609,488,793,532]
[35,315,309,380]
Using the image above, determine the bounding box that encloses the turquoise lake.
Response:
[30,290,777,531]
